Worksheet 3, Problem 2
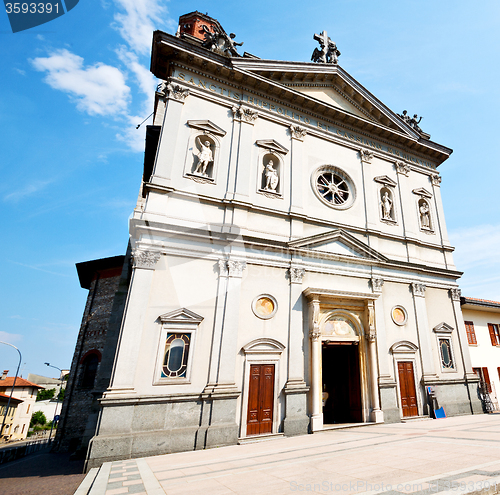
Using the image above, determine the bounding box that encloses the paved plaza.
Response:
[75,414,500,495]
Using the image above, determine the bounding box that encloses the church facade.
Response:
[62,13,483,468]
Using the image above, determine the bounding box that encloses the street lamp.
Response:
[44,363,65,441]
[0,342,22,442]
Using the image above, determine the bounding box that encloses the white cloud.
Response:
[14,68,26,76]
[0,331,23,343]
[31,49,131,117]
[4,179,53,202]
[112,0,174,55]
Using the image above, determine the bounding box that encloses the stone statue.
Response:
[264,160,279,192]
[311,30,340,64]
[194,137,213,176]
[398,110,424,133]
[381,191,393,220]
[201,26,243,57]
[419,201,430,228]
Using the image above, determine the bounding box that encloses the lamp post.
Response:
[44,363,64,442]
[0,342,22,442]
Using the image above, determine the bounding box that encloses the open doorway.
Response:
[322,343,362,424]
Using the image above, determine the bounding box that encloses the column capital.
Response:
[359,148,374,164]
[395,160,410,176]
[161,82,190,102]
[289,125,307,141]
[289,267,305,284]
[227,260,246,278]
[449,287,461,301]
[431,174,442,187]
[232,105,258,124]
[132,250,161,269]
[371,277,384,293]
[411,282,426,298]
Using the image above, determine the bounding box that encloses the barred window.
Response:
[162,333,190,378]
[439,338,455,370]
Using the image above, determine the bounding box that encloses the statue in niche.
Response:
[311,30,340,64]
[194,137,213,176]
[381,191,393,220]
[263,159,279,192]
[419,201,431,228]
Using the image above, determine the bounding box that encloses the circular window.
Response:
[391,306,408,326]
[252,294,278,320]
[312,166,356,209]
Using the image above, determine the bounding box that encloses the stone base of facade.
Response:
[380,385,402,424]
[433,381,483,417]
[283,385,310,436]
[86,393,240,470]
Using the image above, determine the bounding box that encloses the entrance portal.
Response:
[322,343,362,424]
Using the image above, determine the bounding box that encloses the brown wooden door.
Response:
[398,361,418,417]
[247,364,274,436]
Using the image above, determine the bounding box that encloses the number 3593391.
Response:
[5,3,60,13]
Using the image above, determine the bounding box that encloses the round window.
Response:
[312,166,356,209]
[391,306,408,326]
[252,294,278,320]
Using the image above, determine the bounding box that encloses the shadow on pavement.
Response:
[0,452,85,495]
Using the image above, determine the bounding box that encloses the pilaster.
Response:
[151,82,190,188]
[411,283,438,381]
[105,250,161,396]
[289,125,306,215]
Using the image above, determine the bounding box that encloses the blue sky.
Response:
[1,0,499,377]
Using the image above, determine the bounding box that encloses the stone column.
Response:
[213,260,246,391]
[231,105,258,202]
[204,260,230,390]
[449,288,483,414]
[289,125,306,217]
[283,266,310,436]
[105,250,161,396]
[412,283,438,382]
[366,300,384,422]
[151,82,190,188]
[309,296,323,431]
[395,161,418,241]
[360,149,378,231]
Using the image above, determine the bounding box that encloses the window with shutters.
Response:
[464,321,477,345]
[488,323,500,346]
[473,367,492,393]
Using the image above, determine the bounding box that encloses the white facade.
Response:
[85,17,482,467]
[462,298,500,411]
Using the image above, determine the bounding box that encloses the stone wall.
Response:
[54,251,130,456]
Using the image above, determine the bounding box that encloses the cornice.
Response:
[151,31,451,164]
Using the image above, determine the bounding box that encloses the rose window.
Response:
[312,166,355,209]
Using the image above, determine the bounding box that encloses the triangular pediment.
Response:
[255,139,289,154]
[433,322,454,334]
[289,229,388,262]
[292,85,370,120]
[374,175,397,187]
[231,59,421,138]
[412,187,432,198]
[187,120,226,137]
[159,308,204,324]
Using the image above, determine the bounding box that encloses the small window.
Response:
[162,333,190,378]
[81,354,99,388]
[465,321,477,345]
[488,324,500,346]
[439,338,454,369]
[438,337,455,370]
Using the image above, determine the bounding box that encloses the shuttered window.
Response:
[464,321,477,345]
[488,324,500,346]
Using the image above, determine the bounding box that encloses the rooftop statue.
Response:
[201,25,243,57]
[311,30,341,64]
[398,110,424,134]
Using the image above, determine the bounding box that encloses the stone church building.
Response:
[55,12,482,467]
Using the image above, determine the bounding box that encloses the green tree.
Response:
[30,411,46,427]
[57,387,65,401]
[36,388,56,401]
